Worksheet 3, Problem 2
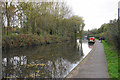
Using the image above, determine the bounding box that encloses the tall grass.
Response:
[102,40,118,78]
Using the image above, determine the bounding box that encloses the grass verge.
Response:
[102,40,118,78]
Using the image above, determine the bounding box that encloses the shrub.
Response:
[2,34,70,49]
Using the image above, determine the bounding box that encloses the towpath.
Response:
[66,40,109,78]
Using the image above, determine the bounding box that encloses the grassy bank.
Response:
[102,40,118,78]
[2,34,70,49]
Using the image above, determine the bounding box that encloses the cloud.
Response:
[66,0,119,30]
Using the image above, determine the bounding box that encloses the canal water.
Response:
[2,39,94,78]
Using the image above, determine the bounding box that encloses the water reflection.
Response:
[2,39,93,78]
[88,42,94,48]
[82,40,92,57]
[2,41,84,78]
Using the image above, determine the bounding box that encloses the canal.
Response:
[2,39,94,78]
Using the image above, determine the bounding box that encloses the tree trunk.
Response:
[34,18,37,34]
[6,2,10,35]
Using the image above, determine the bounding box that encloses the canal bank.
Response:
[66,40,109,78]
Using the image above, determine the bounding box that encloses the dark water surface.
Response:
[2,40,93,78]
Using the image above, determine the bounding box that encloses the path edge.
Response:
[65,41,97,78]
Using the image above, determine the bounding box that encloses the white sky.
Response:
[65,0,119,30]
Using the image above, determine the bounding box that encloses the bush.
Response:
[2,34,71,49]
[2,34,41,48]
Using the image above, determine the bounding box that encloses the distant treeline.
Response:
[1,1,85,48]
[88,19,120,53]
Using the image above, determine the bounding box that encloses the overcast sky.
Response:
[65,0,119,30]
